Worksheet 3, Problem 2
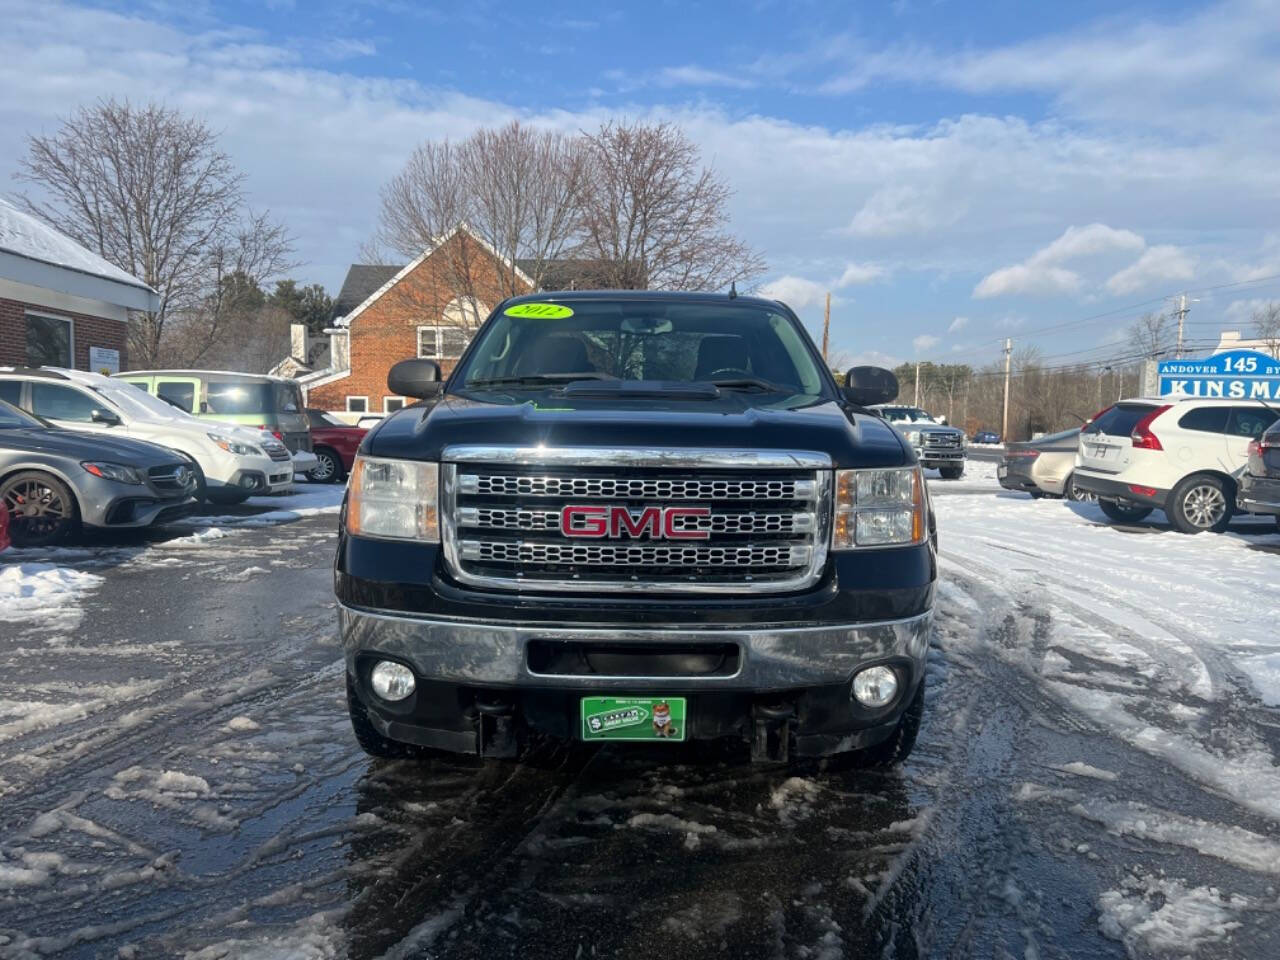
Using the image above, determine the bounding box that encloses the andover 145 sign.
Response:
[1157,350,1280,400]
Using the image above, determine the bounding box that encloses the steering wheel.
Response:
[705,367,752,380]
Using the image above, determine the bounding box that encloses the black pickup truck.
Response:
[336,291,936,764]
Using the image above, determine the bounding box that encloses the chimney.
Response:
[290,323,307,362]
[329,327,349,371]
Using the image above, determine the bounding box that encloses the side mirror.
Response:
[842,366,899,407]
[91,408,121,426]
[387,358,443,399]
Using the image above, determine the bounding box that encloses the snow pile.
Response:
[1098,874,1247,954]
[0,562,103,626]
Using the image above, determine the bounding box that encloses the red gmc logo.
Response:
[560,505,711,540]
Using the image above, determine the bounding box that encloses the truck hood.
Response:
[0,427,183,466]
[365,392,909,469]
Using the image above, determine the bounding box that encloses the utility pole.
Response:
[821,292,831,363]
[1001,338,1013,442]
[1169,293,1198,359]
[914,361,921,406]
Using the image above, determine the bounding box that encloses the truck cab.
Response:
[872,405,967,479]
[336,292,937,764]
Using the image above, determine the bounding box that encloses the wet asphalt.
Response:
[0,493,1277,959]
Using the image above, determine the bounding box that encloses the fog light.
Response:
[370,660,415,701]
[240,476,257,489]
[852,666,898,707]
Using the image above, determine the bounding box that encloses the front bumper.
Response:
[1238,473,1280,517]
[342,605,932,757]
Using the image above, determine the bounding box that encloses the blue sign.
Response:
[1157,349,1280,400]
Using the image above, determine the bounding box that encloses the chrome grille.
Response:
[922,432,962,450]
[148,464,196,495]
[442,447,832,595]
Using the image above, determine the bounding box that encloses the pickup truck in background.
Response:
[335,291,937,766]
[871,405,967,479]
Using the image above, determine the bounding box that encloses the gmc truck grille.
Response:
[441,446,832,595]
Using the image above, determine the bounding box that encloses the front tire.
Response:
[859,679,925,767]
[939,465,964,480]
[1168,474,1233,534]
[1,471,80,547]
[347,674,411,758]
[1098,499,1153,524]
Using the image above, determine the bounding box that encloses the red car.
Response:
[306,409,368,483]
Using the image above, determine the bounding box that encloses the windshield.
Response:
[881,407,935,423]
[0,398,42,429]
[454,300,827,395]
[206,380,302,415]
[93,380,196,422]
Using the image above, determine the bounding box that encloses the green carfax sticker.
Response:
[504,302,574,319]
[581,697,687,742]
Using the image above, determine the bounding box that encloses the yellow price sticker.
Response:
[504,302,574,319]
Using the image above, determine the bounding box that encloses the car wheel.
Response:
[858,679,925,767]
[310,448,343,484]
[1065,473,1097,502]
[346,673,412,758]
[1,471,80,547]
[1169,474,1233,534]
[1098,499,1153,524]
[939,466,964,480]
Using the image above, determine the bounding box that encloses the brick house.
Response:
[302,225,535,415]
[0,196,157,374]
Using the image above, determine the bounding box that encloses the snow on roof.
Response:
[0,195,156,302]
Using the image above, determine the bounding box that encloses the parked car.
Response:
[0,397,198,546]
[0,368,294,505]
[1073,397,1280,533]
[872,404,967,479]
[0,490,8,552]
[998,428,1094,500]
[972,430,1001,445]
[1238,418,1280,529]
[339,290,935,766]
[306,408,367,483]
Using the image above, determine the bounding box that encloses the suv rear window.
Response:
[206,381,302,415]
[1178,407,1228,433]
[1083,403,1156,438]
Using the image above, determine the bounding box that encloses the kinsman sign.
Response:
[1158,349,1280,400]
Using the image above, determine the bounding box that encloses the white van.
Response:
[0,367,295,505]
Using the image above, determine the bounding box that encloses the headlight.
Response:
[346,455,439,542]
[80,461,143,485]
[207,432,263,457]
[905,430,922,447]
[833,467,926,550]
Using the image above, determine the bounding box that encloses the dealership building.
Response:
[0,196,157,374]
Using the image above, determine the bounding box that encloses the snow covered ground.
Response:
[1,470,1278,958]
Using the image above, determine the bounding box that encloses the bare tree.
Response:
[580,121,765,291]
[1128,311,1172,360]
[17,98,293,367]
[1252,301,1280,357]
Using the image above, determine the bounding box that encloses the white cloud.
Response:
[1105,245,1196,295]
[836,262,886,286]
[974,223,1147,298]
[947,316,969,333]
[974,263,1082,299]
[912,334,940,353]
[653,66,756,89]
[758,275,828,310]
[845,184,968,238]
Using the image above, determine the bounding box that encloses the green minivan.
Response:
[116,370,313,454]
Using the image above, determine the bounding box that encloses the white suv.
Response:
[1073,397,1280,533]
[0,368,295,505]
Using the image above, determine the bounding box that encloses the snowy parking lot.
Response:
[1,470,1279,959]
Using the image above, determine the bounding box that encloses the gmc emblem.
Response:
[560,505,711,540]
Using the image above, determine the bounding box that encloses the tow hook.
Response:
[751,701,795,763]
[475,698,517,759]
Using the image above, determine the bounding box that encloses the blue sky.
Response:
[2,0,1279,372]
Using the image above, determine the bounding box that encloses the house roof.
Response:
[0,195,158,312]
[331,264,401,322]
[515,258,647,291]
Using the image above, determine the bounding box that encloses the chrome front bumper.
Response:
[339,605,933,690]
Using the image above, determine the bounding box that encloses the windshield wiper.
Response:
[707,376,785,392]
[465,373,615,388]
